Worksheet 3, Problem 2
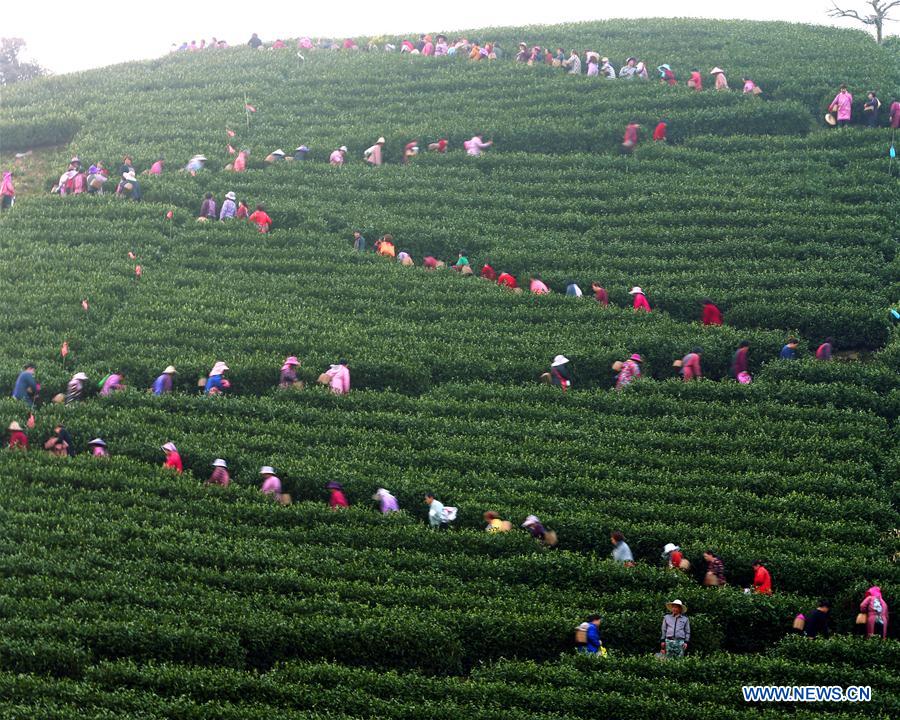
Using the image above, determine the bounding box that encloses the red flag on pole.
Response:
[61,341,69,358]
[226,128,235,137]
[244,104,256,112]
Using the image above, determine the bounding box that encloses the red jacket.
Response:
[633,293,650,312]
[480,264,497,281]
[497,273,517,289]
[8,431,28,449]
[164,452,183,474]
[702,303,723,326]
[329,489,349,509]
[753,566,772,594]
[653,122,667,141]
[593,287,608,306]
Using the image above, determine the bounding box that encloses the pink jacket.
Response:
[0,172,13,197]
[261,476,282,496]
[326,364,350,394]
[831,91,853,121]
[148,160,164,175]
[682,353,702,381]
[530,279,550,294]
[890,101,900,129]
[234,152,247,172]
[100,374,124,396]
[860,586,888,638]
[632,293,650,312]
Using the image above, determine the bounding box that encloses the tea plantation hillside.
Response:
[1,18,899,718]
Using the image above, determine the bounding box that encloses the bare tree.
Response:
[829,1,900,44]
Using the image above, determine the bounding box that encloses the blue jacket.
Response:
[12,371,37,406]
[204,374,225,394]
[584,623,602,653]
[779,345,797,360]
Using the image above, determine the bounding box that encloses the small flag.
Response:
[166,210,173,220]
[244,104,256,113]
[891,144,896,159]
[81,299,89,311]
[61,341,69,358]
[135,265,142,278]
[227,144,236,155]
[226,128,235,137]
[128,251,136,259]
[26,414,35,429]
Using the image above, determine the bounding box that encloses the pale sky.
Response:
[4,0,892,74]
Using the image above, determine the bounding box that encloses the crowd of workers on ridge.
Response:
[3,408,892,653]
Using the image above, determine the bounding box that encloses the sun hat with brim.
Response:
[163,365,177,374]
[586,51,599,61]
[522,515,540,527]
[259,466,275,475]
[211,362,229,374]
[658,64,670,71]
[212,458,227,468]
[296,146,309,152]
[825,113,837,126]
[88,438,106,447]
[551,355,569,367]
[284,356,300,366]
[8,421,22,432]
[663,543,679,554]
[666,599,687,612]
[326,481,343,490]
[519,42,527,47]
[272,149,285,156]
[339,145,348,152]
[630,354,643,362]
[192,155,207,161]
[710,67,724,74]
[629,286,644,295]
[377,137,386,144]
[73,372,89,381]
[225,192,236,201]
[161,442,177,452]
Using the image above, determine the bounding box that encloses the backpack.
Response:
[574,622,589,645]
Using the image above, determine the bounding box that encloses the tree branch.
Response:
[829,3,869,23]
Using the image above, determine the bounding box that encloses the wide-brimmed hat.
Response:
[824,113,837,126]
[376,136,386,144]
[271,149,285,156]
[663,543,679,554]
[7,421,22,431]
[326,481,343,490]
[522,515,540,527]
[658,64,670,71]
[161,442,177,452]
[551,355,569,367]
[212,458,227,468]
[72,372,88,381]
[211,362,229,375]
[601,56,609,63]
[630,353,643,362]
[259,466,275,475]
[192,155,207,161]
[666,599,687,611]
[225,191,236,200]
[339,145,348,152]
[163,365,177,374]
[284,356,300,366]
[586,51,599,62]
[88,438,106,447]
[710,67,724,74]
[295,145,309,152]
[372,487,390,499]
[629,286,644,295]
[518,41,527,47]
